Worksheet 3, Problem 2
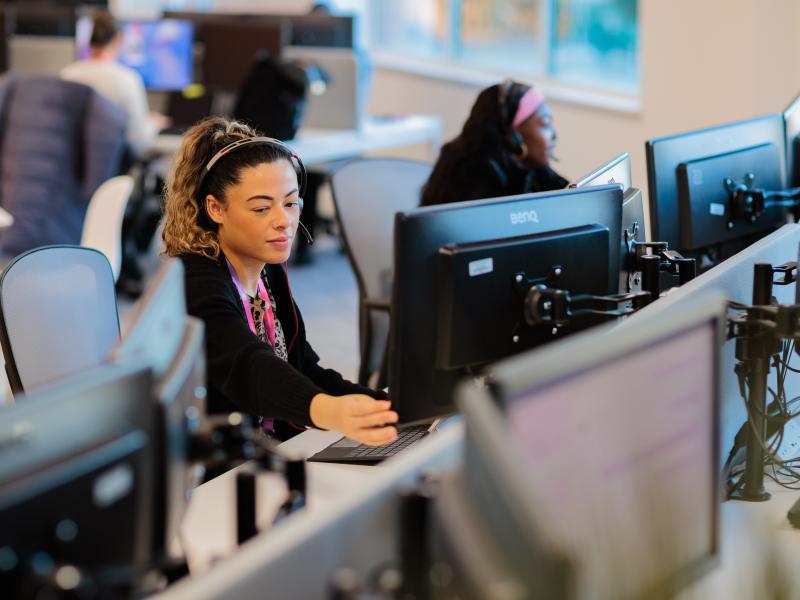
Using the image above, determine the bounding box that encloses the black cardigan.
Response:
[180,252,385,427]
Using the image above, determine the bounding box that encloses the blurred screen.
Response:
[506,321,717,598]
[76,18,194,91]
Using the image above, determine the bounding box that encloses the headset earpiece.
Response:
[497,79,525,157]
[298,197,304,212]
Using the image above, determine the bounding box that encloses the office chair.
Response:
[330,158,433,388]
[0,245,120,395]
[81,175,135,283]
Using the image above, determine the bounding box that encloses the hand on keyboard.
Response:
[310,393,398,446]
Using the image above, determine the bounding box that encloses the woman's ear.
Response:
[205,194,225,225]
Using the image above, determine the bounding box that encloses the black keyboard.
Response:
[307,424,432,464]
[345,424,430,459]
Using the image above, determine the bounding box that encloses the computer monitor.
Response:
[10,4,77,37]
[784,93,800,187]
[572,152,648,291]
[162,11,353,48]
[76,17,194,91]
[285,14,353,48]
[200,20,284,91]
[626,223,800,468]
[0,363,159,595]
[451,290,724,599]
[389,185,623,424]
[110,259,206,561]
[646,113,787,257]
[571,152,632,191]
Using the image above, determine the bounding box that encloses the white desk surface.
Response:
[150,114,443,165]
[178,428,392,574]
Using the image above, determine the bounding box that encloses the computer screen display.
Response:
[77,17,194,91]
[389,185,623,424]
[477,293,722,599]
[646,114,786,256]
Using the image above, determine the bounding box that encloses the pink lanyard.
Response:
[226,259,276,347]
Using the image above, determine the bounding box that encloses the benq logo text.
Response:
[510,209,540,225]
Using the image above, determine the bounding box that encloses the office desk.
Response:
[150,114,444,165]
[178,426,454,575]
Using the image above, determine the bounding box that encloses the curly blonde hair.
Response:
[162,116,296,260]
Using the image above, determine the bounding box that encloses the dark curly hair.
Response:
[420,81,531,206]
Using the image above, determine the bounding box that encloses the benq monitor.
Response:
[389,185,623,424]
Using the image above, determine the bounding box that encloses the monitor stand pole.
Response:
[730,263,776,502]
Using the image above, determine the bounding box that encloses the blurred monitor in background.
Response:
[76,16,194,91]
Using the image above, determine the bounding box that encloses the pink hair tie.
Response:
[511,87,546,129]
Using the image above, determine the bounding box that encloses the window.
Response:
[372,0,449,59]
[550,0,638,90]
[369,0,638,92]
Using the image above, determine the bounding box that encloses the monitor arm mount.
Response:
[726,173,800,227]
[514,266,652,329]
[189,413,307,544]
[630,241,697,300]
[726,261,798,502]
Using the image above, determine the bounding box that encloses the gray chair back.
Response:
[330,158,433,386]
[0,245,120,394]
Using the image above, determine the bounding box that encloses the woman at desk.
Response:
[162,117,398,445]
[420,80,568,206]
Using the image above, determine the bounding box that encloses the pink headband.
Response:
[512,87,546,129]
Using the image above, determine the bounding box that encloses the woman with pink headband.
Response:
[420,80,567,206]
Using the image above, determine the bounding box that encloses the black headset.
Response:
[198,136,314,245]
[497,79,524,157]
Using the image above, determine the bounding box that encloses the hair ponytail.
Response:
[162,117,259,259]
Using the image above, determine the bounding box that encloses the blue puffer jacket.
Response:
[0,74,128,256]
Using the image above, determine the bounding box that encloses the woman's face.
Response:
[515,101,557,169]
[206,159,301,265]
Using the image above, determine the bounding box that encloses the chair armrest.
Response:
[364,297,391,312]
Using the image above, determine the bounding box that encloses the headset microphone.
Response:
[297,221,314,246]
